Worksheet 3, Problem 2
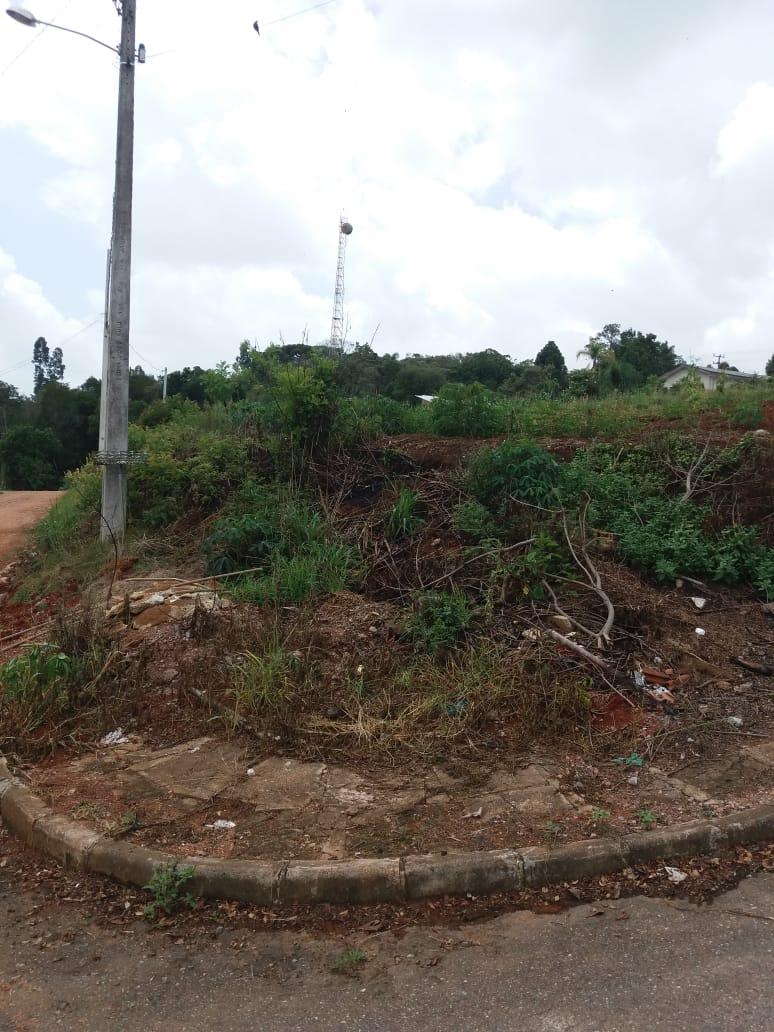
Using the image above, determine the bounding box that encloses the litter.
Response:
[246,768,256,777]
[664,866,688,884]
[725,716,744,729]
[691,597,707,610]
[462,806,483,819]
[100,729,129,747]
[695,628,706,636]
[627,773,639,787]
[205,819,236,831]
[644,685,677,705]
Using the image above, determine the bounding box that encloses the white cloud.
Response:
[1,0,774,391]
[716,83,774,174]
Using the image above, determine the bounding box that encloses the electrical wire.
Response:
[147,0,340,61]
[129,345,163,373]
[0,0,74,80]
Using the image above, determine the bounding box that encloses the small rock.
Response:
[725,716,743,729]
[695,628,706,637]
[627,773,639,787]
[326,706,344,720]
[691,597,707,610]
[549,614,574,634]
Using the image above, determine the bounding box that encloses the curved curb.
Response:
[2,756,773,904]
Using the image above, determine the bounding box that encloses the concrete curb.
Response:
[1,757,772,904]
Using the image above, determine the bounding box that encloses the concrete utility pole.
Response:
[101,0,137,543]
[162,367,168,402]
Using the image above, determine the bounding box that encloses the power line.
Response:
[0,0,74,80]
[147,0,340,61]
[129,344,163,373]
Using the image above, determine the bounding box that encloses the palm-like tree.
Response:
[576,338,610,369]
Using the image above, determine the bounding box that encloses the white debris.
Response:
[100,729,129,747]
[205,820,236,831]
[725,716,744,729]
[462,806,484,819]
[246,767,256,777]
[691,597,707,610]
[665,866,688,884]
[627,773,639,787]
[695,628,706,637]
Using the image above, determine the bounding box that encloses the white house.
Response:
[661,365,758,391]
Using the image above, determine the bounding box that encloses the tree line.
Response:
[1,322,760,490]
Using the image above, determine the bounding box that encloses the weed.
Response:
[637,808,658,830]
[590,806,612,826]
[386,488,424,540]
[331,947,367,973]
[227,641,303,727]
[451,500,498,543]
[465,440,560,512]
[406,590,474,653]
[430,382,506,437]
[543,820,565,845]
[143,864,196,921]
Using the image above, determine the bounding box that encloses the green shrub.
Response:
[406,590,474,653]
[268,361,340,448]
[203,484,323,575]
[143,865,196,921]
[128,427,250,528]
[451,500,498,542]
[465,441,560,511]
[430,382,505,437]
[386,489,424,539]
[34,462,101,554]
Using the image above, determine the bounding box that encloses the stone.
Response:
[130,738,246,800]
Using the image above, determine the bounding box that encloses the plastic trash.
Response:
[100,729,129,747]
[205,819,236,831]
[725,716,743,729]
[665,866,688,884]
[695,628,706,636]
[691,597,707,610]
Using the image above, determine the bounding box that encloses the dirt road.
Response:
[0,491,61,566]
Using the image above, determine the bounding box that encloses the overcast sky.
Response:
[1,0,774,393]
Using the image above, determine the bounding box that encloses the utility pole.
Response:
[162,367,168,401]
[100,0,136,543]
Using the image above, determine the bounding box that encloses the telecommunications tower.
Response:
[330,216,353,349]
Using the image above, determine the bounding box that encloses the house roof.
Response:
[661,365,757,381]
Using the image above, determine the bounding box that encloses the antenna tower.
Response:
[330,216,353,349]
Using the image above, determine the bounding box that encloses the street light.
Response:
[6,2,144,544]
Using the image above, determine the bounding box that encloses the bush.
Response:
[406,590,474,653]
[430,383,505,437]
[227,642,303,726]
[451,500,498,542]
[465,441,560,511]
[34,462,101,554]
[128,427,250,528]
[203,484,323,575]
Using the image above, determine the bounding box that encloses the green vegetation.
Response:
[143,865,196,921]
[330,947,367,973]
[386,489,424,540]
[406,590,475,653]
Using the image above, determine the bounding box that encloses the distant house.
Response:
[661,365,758,391]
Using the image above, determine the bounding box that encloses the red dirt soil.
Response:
[0,491,61,566]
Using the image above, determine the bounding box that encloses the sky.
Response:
[1,0,774,394]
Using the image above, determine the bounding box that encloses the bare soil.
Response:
[0,491,61,566]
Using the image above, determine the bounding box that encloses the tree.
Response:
[766,354,774,376]
[390,361,446,402]
[47,347,65,383]
[453,349,513,391]
[0,425,62,489]
[613,328,680,384]
[534,340,568,389]
[501,362,557,396]
[33,337,50,395]
[576,336,611,370]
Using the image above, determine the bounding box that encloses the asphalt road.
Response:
[1,864,772,1032]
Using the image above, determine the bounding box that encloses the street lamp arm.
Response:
[31,18,119,54]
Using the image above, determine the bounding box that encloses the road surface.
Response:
[0,491,61,566]
[0,856,771,1031]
